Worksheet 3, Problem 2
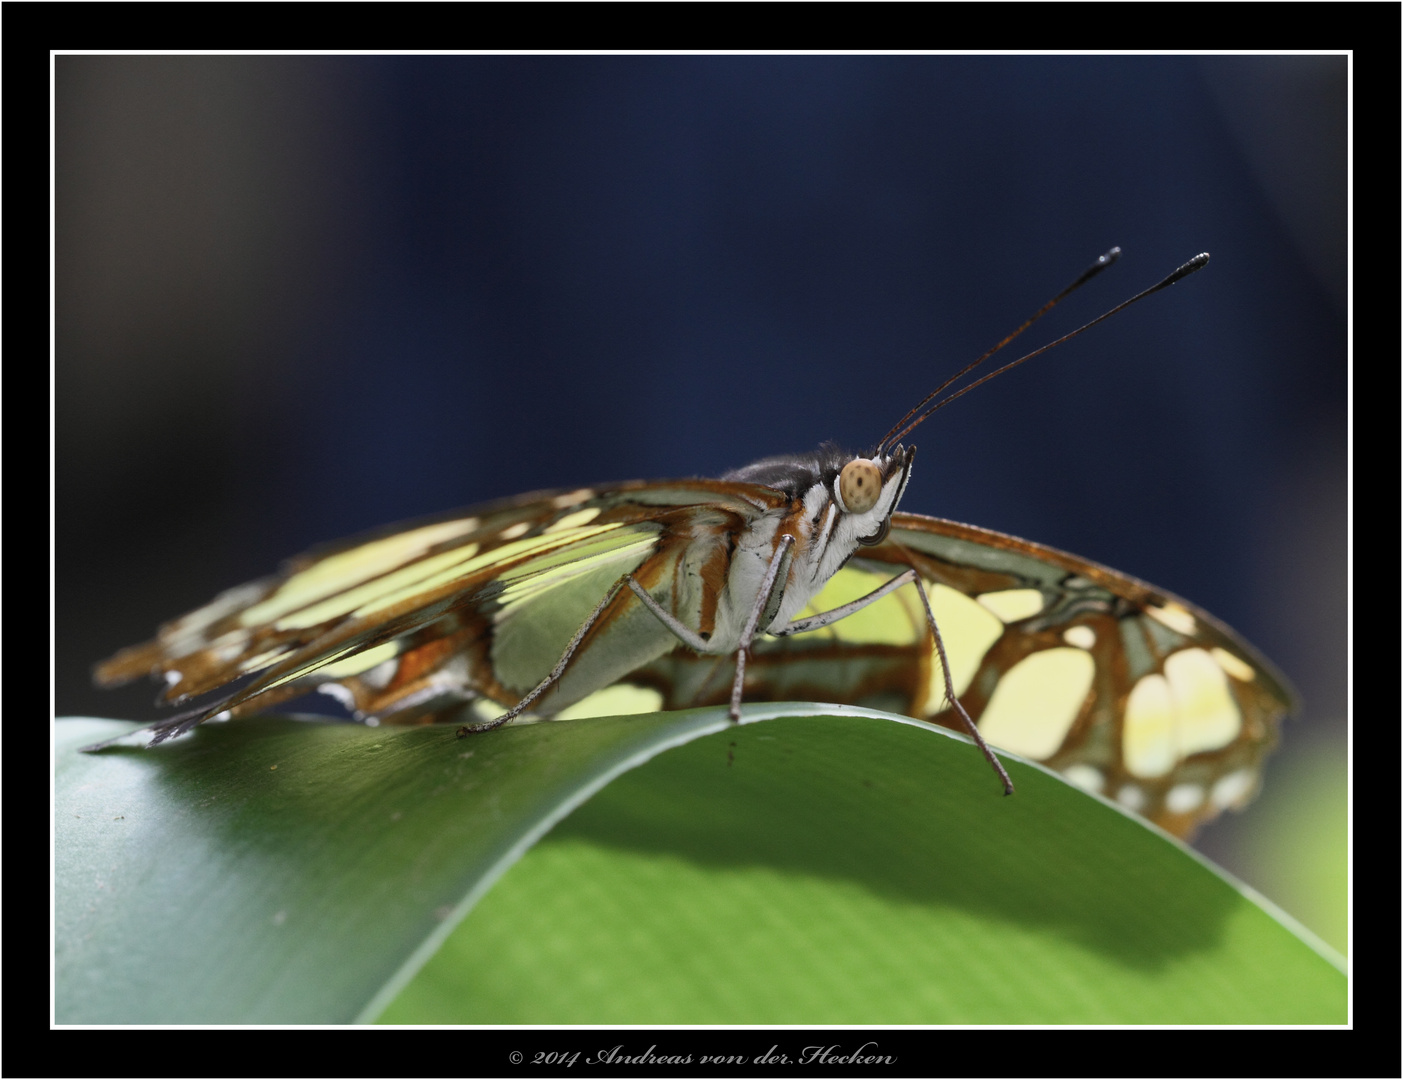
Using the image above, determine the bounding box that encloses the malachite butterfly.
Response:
[91,250,1293,839]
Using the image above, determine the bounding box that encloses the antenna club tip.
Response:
[1100,246,1123,265]
[1159,252,1210,289]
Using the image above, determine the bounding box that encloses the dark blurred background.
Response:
[56,55,1346,951]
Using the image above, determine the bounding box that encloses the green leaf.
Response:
[55,708,1345,1025]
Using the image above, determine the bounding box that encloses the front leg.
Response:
[771,566,1014,795]
[771,567,919,635]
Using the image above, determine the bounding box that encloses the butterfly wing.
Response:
[94,480,785,743]
[632,512,1293,838]
[95,487,1290,838]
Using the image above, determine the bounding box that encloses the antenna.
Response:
[875,251,1209,455]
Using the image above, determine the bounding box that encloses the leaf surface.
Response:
[54,709,1344,1024]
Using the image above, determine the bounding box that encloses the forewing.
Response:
[94,480,781,743]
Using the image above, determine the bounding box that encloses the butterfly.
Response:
[91,250,1293,838]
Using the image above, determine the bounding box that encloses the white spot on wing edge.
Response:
[317,683,357,710]
[1148,602,1197,636]
[1062,764,1104,793]
[550,488,595,509]
[1165,782,1205,814]
[1211,768,1257,809]
[1211,646,1256,682]
[1062,625,1096,650]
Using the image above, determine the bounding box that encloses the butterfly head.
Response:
[724,442,915,550]
[830,445,914,547]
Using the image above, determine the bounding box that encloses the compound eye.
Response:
[838,458,882,514]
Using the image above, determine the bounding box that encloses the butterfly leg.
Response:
[729,534,796,721]
[629,533,797,722]
[909,575,1015,795]
[625,580,712,651]
[771,568,921,636]
[772,568,1014,795]
[456,576,633,734]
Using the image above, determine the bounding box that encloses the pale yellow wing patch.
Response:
[266,523,662,698]
[1124,673,1177,778]
[1163,647,1243,757]
[317,640,402,679]
[276,543,482,629]
[274,522,630,629]
[976,587,1044,622]
[544,506,603,533]
[239,517,481,628]
[977,647,1094,761]
[552,683,664,721]
[1123,647,1243,779]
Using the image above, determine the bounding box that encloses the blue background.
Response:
[57,56,1346,887]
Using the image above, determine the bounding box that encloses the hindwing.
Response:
[628,512,1292,838]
